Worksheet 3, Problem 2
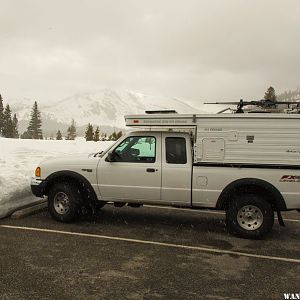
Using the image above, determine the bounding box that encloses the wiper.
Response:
[93,150,104,157]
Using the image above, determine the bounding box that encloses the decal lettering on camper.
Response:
[280,175,300,183]
[204,128,222,131]
[286,150,300,154]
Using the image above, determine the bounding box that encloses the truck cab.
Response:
[98,131,192,206]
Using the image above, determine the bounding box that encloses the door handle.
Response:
[146,168,156,173]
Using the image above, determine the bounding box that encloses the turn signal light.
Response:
[35,167,41,177]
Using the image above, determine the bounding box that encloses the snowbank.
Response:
[0,138,114,218]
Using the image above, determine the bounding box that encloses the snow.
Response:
[0,137,114,218]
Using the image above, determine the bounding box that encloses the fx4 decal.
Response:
[280,175,300,183]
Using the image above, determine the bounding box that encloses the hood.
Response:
[39,153,98,167]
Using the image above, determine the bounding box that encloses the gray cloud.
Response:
[0,0,299,104]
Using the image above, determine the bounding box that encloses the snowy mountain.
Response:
[11,89,211,135]
[42,89,206,128]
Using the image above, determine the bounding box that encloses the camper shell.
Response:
[125,113,300,167]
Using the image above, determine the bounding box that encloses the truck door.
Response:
[97,132,161,202]
[161,133,192,205]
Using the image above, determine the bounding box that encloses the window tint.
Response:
[166,137,187,164]
[114,136,156,163]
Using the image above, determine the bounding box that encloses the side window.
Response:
[114,136,156,163]
[166,137,187,164]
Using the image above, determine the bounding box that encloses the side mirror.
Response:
[106,151,115,162]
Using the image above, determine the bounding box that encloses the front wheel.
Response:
[48,182,81,222]
[226,194,274,239]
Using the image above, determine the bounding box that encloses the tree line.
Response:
[56,121,121,141]
[0,94,122,141]
[0,95,44,139]
[20,103,79,140]
[84,123,122,141]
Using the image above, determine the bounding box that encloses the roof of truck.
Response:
[126,113,300,119]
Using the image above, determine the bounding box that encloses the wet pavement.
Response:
[0,204,299,299]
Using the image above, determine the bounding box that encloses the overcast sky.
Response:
[0,0,300,105]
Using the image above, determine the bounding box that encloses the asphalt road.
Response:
[0,204,299,299]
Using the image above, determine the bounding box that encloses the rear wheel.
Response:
[48,182,81,222]
[226,194,274,239]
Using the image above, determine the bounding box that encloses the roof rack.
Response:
[145,110,177,114]
[125,113,300,127]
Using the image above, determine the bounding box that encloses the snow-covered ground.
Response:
[0,137,114,218]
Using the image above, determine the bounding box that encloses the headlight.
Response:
[35,167,41,177]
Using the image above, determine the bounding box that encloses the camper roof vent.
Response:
[145,110,177,114]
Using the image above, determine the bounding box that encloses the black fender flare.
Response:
[216,178,287,211]
[44,170,98,203]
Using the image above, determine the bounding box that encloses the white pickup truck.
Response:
[31,112,300,239]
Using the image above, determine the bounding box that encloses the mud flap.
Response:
[277,210,285,227]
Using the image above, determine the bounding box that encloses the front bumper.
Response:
[31,178,47,197]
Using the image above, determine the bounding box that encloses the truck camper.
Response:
[31,111,300,239]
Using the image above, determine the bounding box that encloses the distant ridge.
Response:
[10,89,208,135]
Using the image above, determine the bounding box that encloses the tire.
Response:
[95,201,106,209]
[226,194,274,239]
[48,182,81,222]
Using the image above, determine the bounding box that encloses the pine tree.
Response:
[93,126,100,142]
[116,131,123,139]
[100,133,107,141]
[108,131,118,141]
[20,131,32,139]
[66,119,76,140]
[27,101,43,139]
[264,86,277,101]
[2,104,13,138]
[113,131,118,140]
[0,94,4,136]
[56,130,62,140]
[12,113,19,138]
[85,123,94,141]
